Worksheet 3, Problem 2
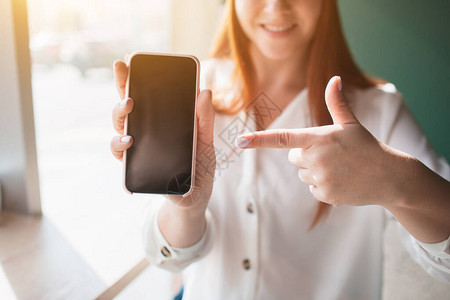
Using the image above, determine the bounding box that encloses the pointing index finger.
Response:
[235,128,317,149]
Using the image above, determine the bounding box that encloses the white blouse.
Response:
[143,59,450,300]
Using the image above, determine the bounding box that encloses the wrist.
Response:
[378,146,418,210]
[383,149,424,210]
[158,199,208,248]
[165,198,208,221]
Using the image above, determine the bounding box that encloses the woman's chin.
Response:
[258,47,298,61]
[250,38,306,62]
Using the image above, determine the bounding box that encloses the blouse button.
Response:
[246,202,254,214]
[161,246,172,258]
[242,258,251,270]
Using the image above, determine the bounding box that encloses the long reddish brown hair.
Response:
[210,0,376,229]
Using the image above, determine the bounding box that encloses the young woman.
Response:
[111,0,450,299]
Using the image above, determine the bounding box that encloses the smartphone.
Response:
[123,52,199,196]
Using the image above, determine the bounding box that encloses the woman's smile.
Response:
[260,23,297,37]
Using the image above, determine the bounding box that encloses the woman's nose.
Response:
[264,0,291,13]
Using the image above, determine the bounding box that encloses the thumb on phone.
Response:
[196,89,215,147]
[191,89,217,188]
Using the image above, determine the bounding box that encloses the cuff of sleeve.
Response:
[397,222,450,283]
[416,234,450,258]
[151,203,214,266]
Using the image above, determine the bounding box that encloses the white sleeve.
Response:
[142,200,215,272]
[396,222,450,283]
[384,94,450,283]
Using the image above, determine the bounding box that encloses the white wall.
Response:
[0,0,41,214]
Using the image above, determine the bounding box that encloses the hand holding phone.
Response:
[111,52,216,207]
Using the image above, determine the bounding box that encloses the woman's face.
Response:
[235,0,323,61]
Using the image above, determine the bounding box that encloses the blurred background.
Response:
[0,0,449,299]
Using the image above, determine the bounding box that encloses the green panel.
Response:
[338,0,450,161]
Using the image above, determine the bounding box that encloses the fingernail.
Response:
[337,76,342,92]
[120,98,130,108]
[235,137,250,148]
[121,136,131,143]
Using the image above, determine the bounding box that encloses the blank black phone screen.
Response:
[125,54,197,194]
